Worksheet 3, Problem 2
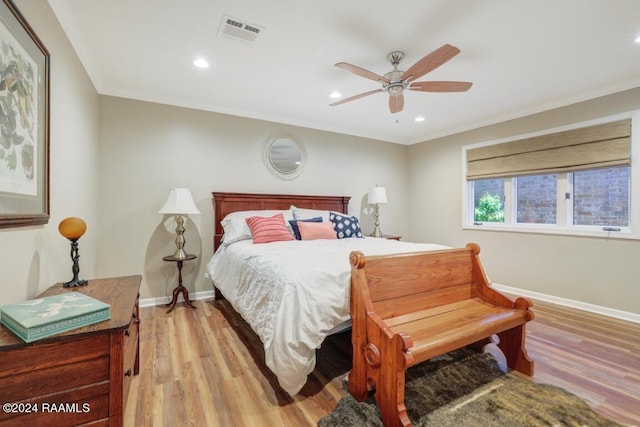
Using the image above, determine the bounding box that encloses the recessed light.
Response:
[329,91,342,99]
[635,35,640,43]
[193,58,210,68]
[414,116,425,122]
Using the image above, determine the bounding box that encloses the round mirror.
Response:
[262,134,307,180]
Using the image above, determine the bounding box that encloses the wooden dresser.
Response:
[0,275,141,427]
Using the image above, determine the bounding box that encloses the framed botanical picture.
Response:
[0,0,49,228]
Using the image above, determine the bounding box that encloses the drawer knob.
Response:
[124,368,132,377]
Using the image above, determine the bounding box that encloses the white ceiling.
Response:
[48,0,640,145]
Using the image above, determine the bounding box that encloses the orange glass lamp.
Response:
[58,217,88,287]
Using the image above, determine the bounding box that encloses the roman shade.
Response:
[466,119,631,180]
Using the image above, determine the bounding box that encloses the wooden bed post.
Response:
[349,251,413,427]
[349,251,371,401]
[375,332,412,427]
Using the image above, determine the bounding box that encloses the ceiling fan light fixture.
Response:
[415,116,425,122]
[387,84,404,96]
[384,69,404,82]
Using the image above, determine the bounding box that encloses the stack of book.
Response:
[0,292,110,343]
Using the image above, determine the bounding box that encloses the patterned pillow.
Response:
[245,213,295,244]
[289,216,323,240]
[298,221,338,240]
[330,212,363,238]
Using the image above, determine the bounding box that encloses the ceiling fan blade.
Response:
[401,44,461,83]
[330,89,384,106]
[335,62,390,84]
[388,94,404,114]
[409,81,473,92]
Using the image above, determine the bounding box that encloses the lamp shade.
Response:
[368,186,388,204]
[58,217,87,239]
[158,188,201,215]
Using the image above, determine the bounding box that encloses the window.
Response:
[572,166,629,227]
[516,174,557,224]
[473,178,505,223]
[463,114,638,239]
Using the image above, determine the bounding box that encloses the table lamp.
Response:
[368,186,387,237]
[58,217,89,287]
[159,188,200,259]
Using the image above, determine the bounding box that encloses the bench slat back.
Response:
[361,248,477,320]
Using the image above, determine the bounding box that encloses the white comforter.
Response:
[205,237,448,395]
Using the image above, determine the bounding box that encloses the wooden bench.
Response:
[349,243,534,427]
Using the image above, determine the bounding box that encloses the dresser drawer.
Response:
[0,355,109,404]
[122,303,139,408]
[0,390,109,427]
[0,334,109,379]
[0,335,110,402]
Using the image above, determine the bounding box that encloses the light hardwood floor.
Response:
[125,298,640,426]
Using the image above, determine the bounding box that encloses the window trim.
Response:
[462,111,640,241]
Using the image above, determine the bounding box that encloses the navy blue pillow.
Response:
[330,212,363,238]
[289,216,323,240]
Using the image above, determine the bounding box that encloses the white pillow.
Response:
[291,206,331,221]
[221,210,294,245]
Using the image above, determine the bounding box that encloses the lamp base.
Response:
[64,238,87,288]
[171,247,188,259]
[63,278,88,288]
[170,215,190,260]
[370,226,383,238]
[370,203,383,237]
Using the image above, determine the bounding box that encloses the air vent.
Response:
[219,15,264,43]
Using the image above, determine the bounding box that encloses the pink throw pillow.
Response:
[298,221,337,240]
[245,213,295,244]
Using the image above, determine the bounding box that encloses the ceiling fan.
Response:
[330,44,472,114]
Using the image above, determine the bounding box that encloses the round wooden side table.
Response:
[162,253,197,314]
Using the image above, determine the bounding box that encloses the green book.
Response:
[0,292,111,343]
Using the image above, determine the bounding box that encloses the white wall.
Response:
[96,96,408,300]
[0,0,99,306]
[407,87,640,314]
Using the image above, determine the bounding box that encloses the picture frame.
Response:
[0,0,49,228]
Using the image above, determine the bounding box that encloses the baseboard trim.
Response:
[139,290,215,308]
[492,283,640,324]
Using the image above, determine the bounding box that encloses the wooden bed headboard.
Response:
[212,192,351,250]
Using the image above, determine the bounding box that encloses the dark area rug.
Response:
[318,348,621,427]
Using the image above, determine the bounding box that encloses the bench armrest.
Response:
[467,243,534,321]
